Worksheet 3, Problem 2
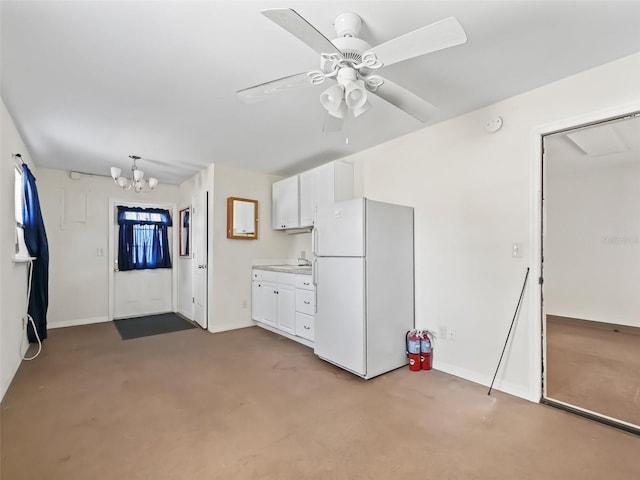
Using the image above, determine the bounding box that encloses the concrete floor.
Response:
[2,323,639,480]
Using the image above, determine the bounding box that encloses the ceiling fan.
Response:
[237,9,467,131]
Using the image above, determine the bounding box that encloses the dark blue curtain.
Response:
[22,164,49,343]
[117,206,172,271]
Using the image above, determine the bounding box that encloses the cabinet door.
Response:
[261,281,278,326]
[251,281,263,321]
[299,162,354,228]
[299,169,315,227]
[312,162,336,215]
[276,284,295,334]
[272,176,299,229]
[299,163,335,227]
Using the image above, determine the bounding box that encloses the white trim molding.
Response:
[529,99,640,404]
[48,316,110,329]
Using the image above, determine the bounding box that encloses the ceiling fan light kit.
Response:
[110,155,159,193]
[237,8,468,130]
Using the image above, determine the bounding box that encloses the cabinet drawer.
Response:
[295,274,314,290]
[296,289,315,315]
[260,270,277,282]
[276,272,296,286]
[295,312,314,341]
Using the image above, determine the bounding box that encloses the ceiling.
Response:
[545,114,640,175]
[2,1,640,185]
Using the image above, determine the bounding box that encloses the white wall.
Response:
[545,161,640,327]
[1,98,32,400]
[343,52,640,401]
[35,168,180,328]
[287,231,312,262]
[210,164,294,333]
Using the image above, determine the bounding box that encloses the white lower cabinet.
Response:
[276,283,295,334]
[295,313,314,341]
[252,269,315,346]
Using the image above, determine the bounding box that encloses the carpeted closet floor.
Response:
[1,323,638,480]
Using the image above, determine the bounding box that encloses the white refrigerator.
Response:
[312,197,414,379]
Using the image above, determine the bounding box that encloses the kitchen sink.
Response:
[268,265,312,272]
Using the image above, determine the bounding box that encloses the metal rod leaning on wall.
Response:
[488,267,530,396]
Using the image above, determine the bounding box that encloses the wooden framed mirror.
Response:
[227,197,258,240]
[179,206,191,256]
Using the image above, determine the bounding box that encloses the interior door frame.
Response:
[108,197,178,321]
[530,101,640,432]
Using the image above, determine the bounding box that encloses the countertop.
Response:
[253,265,312,275]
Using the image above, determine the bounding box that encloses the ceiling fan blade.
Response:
[369,76,439,122]
[237,72,314,104]
[262,8,342,56]
[365,17,467,68]
[322,112,343,132]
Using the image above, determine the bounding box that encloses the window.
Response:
[117,206,172,271]
[14,166,30,259]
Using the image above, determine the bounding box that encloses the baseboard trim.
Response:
[434,360,534,402]
[255,322,314,349]
[48,316,110,329]
[208,320,255,334]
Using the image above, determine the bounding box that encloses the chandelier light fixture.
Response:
[110,155,158,193]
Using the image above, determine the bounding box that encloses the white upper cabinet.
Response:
[272,175,300,230]
[299,161,354,227]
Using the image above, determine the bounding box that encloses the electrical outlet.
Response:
[300,251,306,259]
[447,327,456,342]
[241,300,248,309]
[438,325,448,340]
[512,242,524,258]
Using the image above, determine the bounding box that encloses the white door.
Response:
[272,175,299,229]
[113,205,173,319]
[314,257,366,375]
[276,284,296,334]
[251,281,263,321]
[298,169,315,227]
[261,282,278,326]
[192,189,208,329]
[314,198,365,257]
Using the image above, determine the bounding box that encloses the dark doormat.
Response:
[114,313,197,340]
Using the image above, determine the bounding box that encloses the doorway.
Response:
[108,200,178,320]
[541,112,640,433]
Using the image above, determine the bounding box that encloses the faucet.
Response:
[297,257,312,266]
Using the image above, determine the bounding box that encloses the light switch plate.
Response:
[438,325,448,340]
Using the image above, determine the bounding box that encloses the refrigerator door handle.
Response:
[312,258,318,313]
[312,258,318,286]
